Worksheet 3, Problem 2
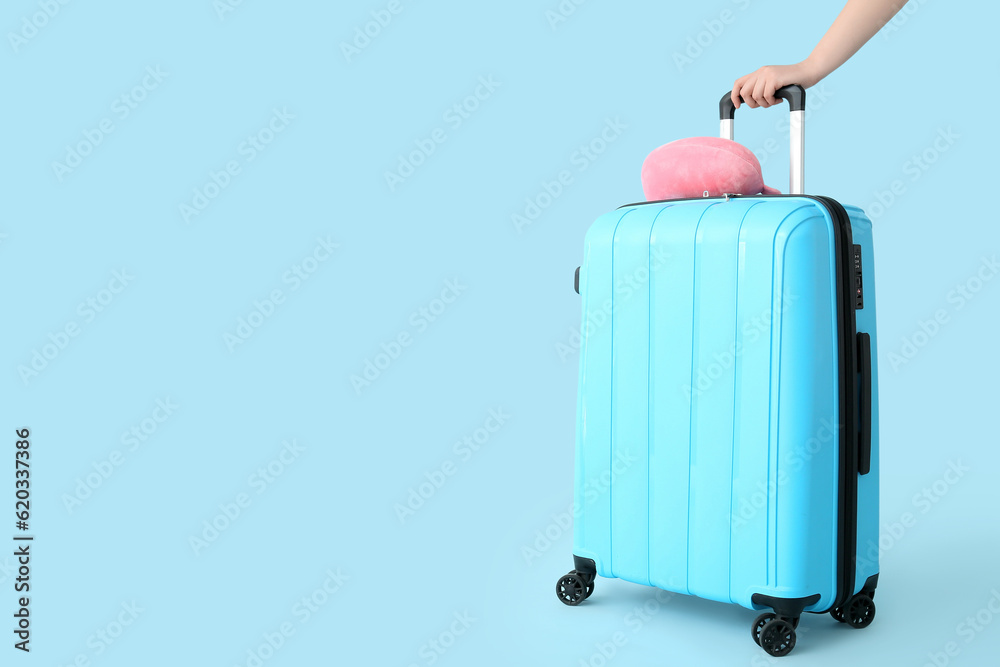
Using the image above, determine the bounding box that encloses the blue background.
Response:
[4,0,999,665]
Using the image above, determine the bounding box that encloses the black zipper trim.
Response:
[812,194,859,612]
[616,193,859,612]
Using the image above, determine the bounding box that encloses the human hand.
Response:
[731,62,819,109]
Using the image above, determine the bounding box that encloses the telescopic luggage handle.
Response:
[718,84,806,195]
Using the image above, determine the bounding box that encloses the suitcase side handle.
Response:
[717,84,806,195]
[857,332,873,475]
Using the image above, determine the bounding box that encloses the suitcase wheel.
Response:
[752,613,800,647]
[750,612,799,657]
[844,593,876,629]
[831,592,876,629]
[758,618,797,657]
[751,613,776,645]
[555,570,594,606]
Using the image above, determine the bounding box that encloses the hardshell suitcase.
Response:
[556,86,880,658]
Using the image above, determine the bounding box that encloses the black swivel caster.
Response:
[752,613,799,656]
[753,612,799,642]
[751,613,776,645]
[845,593,875,629]
[758,618,797,657]
[831,592,875,628]
[556,570,594,606]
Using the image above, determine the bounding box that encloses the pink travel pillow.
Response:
[641,136,780,201]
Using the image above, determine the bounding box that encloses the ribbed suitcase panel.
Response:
[759,212,840,610]
[608,207,657,584]
[685,201,756,601]
[728,203,784,599]
[573,209,630,574]
[648,204,701,594]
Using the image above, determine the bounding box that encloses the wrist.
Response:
[797,56,827,88]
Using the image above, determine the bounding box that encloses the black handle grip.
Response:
[719,84,806,120]
[857,332,872,476]
[574,266,580,294]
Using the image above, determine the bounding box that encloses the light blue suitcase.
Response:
[556,86,879,658]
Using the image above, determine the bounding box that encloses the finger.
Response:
[740,81,759,108]
[763,81,778,107]
[731,75,749,108]
[752,77,768,108]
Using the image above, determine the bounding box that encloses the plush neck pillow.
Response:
[641,136,779,201]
